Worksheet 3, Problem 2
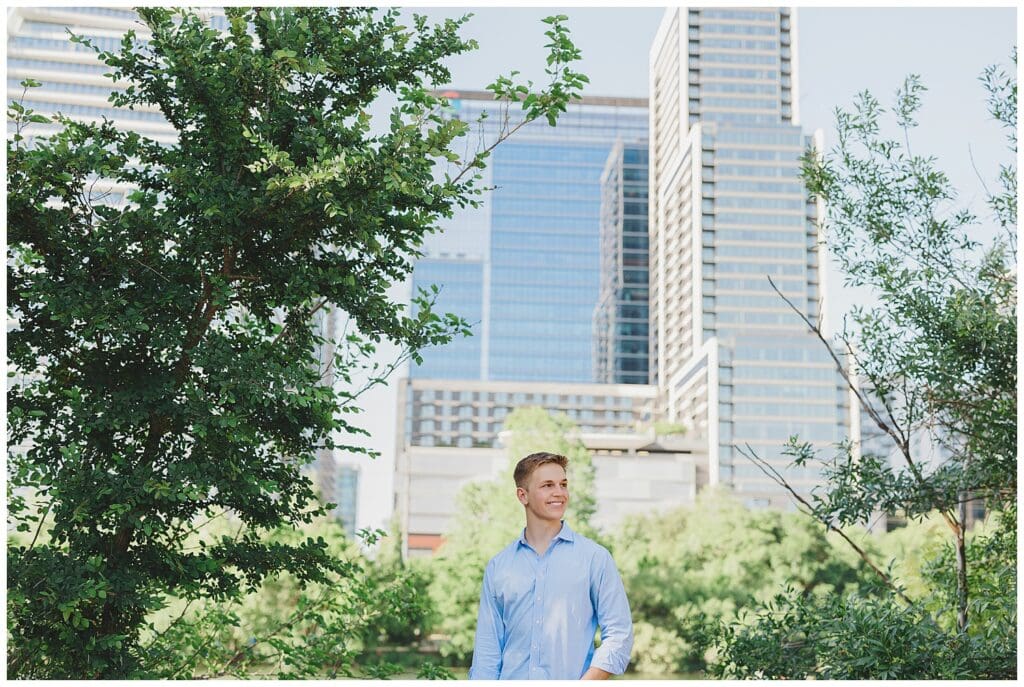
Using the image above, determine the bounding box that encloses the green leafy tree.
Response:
[710,508,1015,679]
[134,519,440,679]
[611,488,871,675]
[718,53,1016,678]
[504,406,600,539]
[427,407,598,662]
[6,7,587,678]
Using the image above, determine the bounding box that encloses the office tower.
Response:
[396,92,708,553]
[410,91,649,382]
[650,7,851,508]
[594,140,651,385]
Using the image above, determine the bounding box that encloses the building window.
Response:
[334,466,360,538]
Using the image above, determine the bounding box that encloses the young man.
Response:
[469,452,634,680]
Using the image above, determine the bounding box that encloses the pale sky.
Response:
[341,6,1019,532]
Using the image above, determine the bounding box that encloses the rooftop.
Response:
[432,88,648,109]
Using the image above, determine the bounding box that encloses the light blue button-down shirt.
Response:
[469,521,634,680]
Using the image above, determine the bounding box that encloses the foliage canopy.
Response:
[6,7,586,678]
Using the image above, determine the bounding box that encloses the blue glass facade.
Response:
[489,139,612,382]
[410,258,484,379]
[412,94,648,383]
[594,141,650,385]
[334,466,359,538]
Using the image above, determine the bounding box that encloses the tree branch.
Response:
[272,296,329,347]
[26,500,53,553]
[768,276,909,455]
[736,443,915,607]
[768,275,964,541]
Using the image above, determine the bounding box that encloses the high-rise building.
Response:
[649,7,852,508]
[593,140,651,385]
[395,92,707,553]
[410,91,649,383]
[7,7,179,179]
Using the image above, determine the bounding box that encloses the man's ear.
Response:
[516,486,528,506]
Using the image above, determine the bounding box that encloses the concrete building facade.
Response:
[395,378,705,556]
[649,7,852,508]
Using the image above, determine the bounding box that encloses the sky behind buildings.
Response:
[404,6,1015,326]
[347,5,1017,532]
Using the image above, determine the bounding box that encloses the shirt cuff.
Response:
[589,651,628,676]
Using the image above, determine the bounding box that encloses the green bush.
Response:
[611,488,871,674]
[630,621,691,675]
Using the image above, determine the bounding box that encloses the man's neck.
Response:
[524,517,563,556]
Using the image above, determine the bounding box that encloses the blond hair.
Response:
[513,452,569,489]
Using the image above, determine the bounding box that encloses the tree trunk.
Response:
[955,492,969,633]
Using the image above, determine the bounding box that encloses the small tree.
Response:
[135,520,439,679]
[720,53,1016,678]
[7,7,587,678]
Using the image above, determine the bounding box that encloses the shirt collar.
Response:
[517,520,575,548]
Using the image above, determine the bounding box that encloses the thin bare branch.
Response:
[134,257,172,283]
[26,500,53,553]
[449,113,532,187]
[770,276,964,536]
[141,598,196,651]
[967,143,994,199]
[768,275,908,454]
[736,443,916,607]
[272,297,330,347]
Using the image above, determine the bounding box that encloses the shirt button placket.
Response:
[532,561,543,665]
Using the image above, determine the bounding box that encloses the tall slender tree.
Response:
[720,53,1016,679]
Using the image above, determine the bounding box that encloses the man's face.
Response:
[517,463,569,522]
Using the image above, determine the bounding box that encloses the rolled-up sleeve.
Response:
[469,561,504,679]
[588,550,634,675]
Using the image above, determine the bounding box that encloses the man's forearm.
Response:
[581,667,612,680]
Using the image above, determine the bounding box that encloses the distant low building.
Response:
[395,377,706,556]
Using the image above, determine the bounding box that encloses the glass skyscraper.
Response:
[410,91,648,382]
[398,92,662,552]
[594,140,651,385]
[650,7,852,508]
